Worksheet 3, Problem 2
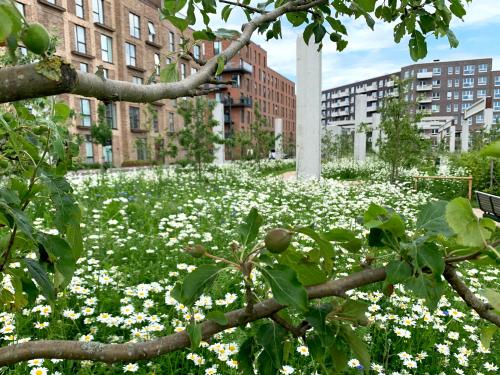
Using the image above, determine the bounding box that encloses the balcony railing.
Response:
[223,61,253,74]
[417,72,433,79]
[222,97,253,107]
[416,84,432,91]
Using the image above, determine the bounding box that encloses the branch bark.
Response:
[0,0,327,104]
[443,264,500,327]
[0,267,386,366]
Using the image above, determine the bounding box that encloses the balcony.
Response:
[356,87,366,94]
[334,109,350,117]
[366,82,378,92]
[418,96,432,103]
[332,90,349,99]
[222,97,253,107]
[417,72,433,79]
[367,94,378,101]
[367,104,378,112]
[333,99,350,108]
[386,80,395,87]
[416,84,432,91]
[223,61,253,74]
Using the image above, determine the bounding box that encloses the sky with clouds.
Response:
[193,0,500,89]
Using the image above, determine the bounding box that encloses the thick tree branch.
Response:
[0,0,327,104]
[443,264,500,327]
[0,267,386,366]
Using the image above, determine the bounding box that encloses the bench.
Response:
[476,191,500,221]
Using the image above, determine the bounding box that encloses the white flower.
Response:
[347,359,361,368]
[123,363,139,372]
[280,365,295,374]
[30,368,48,375]
[296,345,309,356]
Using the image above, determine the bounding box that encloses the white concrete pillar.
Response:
[449,125,456,152]
[371,113,381,153]
[296,35,321,179]
[461,121,469,152]
[354,94,368,161]
[485,108,494,132]
[212,102,225,165]
[274,118,283,159]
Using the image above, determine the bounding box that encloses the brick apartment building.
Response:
[15,0,296,165]
[205,39,296,159]
[322,58,500,144]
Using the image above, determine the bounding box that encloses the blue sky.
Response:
[194,0,500,89]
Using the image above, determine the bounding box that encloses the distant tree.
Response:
[378,78,429,182]
[90,103,112,168]
[248,102,276,162]
[174,97,222,176]
[471,121,500,152]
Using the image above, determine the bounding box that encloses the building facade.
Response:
[16,0,296,165]
[205,40,296,160]
[322,58,500,142]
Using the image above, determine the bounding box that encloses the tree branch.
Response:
[0,0,327,104]
[0,267,386,366]
[443,264,500,327]
[219,0,268,14]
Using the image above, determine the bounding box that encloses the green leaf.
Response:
[480,325,498,350]
[206,310,228,325]
[294,226,335,274]
[261,264,308,312]
[165,15,189,31]
[416,242,445,277]
[221,5,232,22]
[416,200,453,236]
[238,207,263,247]
[385,260,412,285]
[176,265,222,305]
[406,274,444,310]
[237,336,256,375]
[326,17,347,35]
[354,0,376,12]
[35,233,76,289]
[53,102,71,123]
[256,322,287,369]
[480,140,500,158]
[446,198,495,247]
[0,6,13,42]
[450,0,466,19]
[303,23,315,45]
[192,30,216,41]
[304,303,334,332]
[186,323,202,349]
[334,299,369,324]
[25,258,56,302]
[160,63,179,83]
[278,247,327,286]
[341,324,370,370]
[409,30,427,61]
[446,29,459,48]
[286,11,308,27]
[481,288,500,312]
[215,55,225,76]
[321,228,362,252]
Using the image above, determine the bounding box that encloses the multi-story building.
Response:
[322,58,500,144]
[16,1,296,165]
[205,39,296,159]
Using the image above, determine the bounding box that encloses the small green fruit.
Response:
[21,23,50,55]
[185,244,206,258]
[264,228,292,254]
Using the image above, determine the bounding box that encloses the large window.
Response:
[152,109,159,132]
[477,89,487,98]
[169,31,175,51]
[75,25,86,54]
[154,53,160,75]
[93,0,104,23]
[478,63,488,72]
[15,2,25,16]
[193,45,201,60]
[181,63,187,79]
[136,139,148,161]
[80,99,91,126]
[494,101,500,111]
[462,90,473,101]
[432,67,441,76]
[447,66,453,75]
[129,106,140,129]
[214,41,222,55]
[129,13,140,38]
[85,137,94,163]
[79,62,88,72]
[105,103,117,129]
[495,89,500,99]
[125,43,136,66]
[478,76,487,86]
[100,34,112,63]
[75,0,84,18]
[147,22,156,43]
[495,76,500,86]
[168,112,175,133]
[463,64,475,75]
[463,77,474,88]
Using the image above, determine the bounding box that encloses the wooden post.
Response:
[414,177,418,192]
[468,176,473,201]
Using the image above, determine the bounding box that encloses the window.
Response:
[15,2,25,16]
[85,138,94,163]
[214,41,222,55]
[432,79,440,87]
[495,89,500,99]
[432,91,440,100]
[154,53,160,75]
[152,110,159,132]
[447,66,453,75]
[462,90,473,101]
[80,99,91,126]
[147,22,156,43]
[193,45,201,60]
[477,89,486,98]
[476,114,484,123]
[136,139,147,161]
[102,68,108,79]
[478,76,487,86]
[447,79,452,88]
[100,34,112,63]
[478,63,488,72]
[432,104,440,113]
[169,32,175,52]
[461,103,471,112]
[495,76,500,86]
[168,112,175,133]
[446,104,451,113]
[181,63,187,79]
[80,62,88,72]
[129,106,140,129]
[446,92,452,100]
[125,43,136,66]
[75,25,86,53]
[433,67,441,75]
[463,77,474,88]
[455,66,460,74]
[132,76,143,85]
[232,74,240,87]
[129,13,140,38]
[454,91,459,100]
[453,104,459,112]
[495,102,500,111]
[105,103,117,129]
[464,64,475,75]
[75,0,84,18]
[93,0,104,23]
[454,79,459,87]
[404,71,410,79]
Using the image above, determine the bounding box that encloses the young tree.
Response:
[174,97,223,176]
[90,103,112,168]
[377,78,429,182]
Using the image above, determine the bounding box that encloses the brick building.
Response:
[14,0,296,165]
[322,58,500,146]
[205,40,296,159]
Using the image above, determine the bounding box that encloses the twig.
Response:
[445,251,481,264]
[443,264,500,327]
[271,313,310,338]
[219,0,268,14]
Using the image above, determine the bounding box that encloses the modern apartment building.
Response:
[322,58,500,141]
[205,40,296,160]
[15,1,296,165]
